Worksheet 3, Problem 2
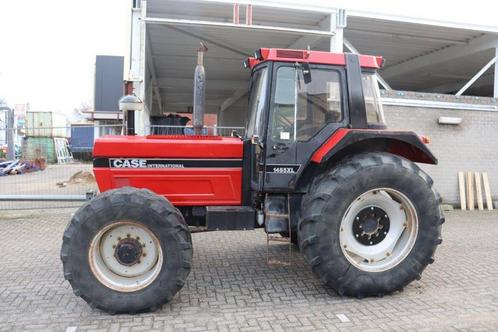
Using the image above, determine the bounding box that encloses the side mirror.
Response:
[251,135,264,149]
[302,63,312,84]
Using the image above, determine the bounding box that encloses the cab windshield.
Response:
[246,67,268,138]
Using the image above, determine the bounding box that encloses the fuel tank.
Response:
[93,135,244,206]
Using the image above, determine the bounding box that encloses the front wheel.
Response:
[61,187,192,313]
[299,152,444,297]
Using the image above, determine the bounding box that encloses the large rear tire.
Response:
[61,187,192,314]
[299,152,443,297]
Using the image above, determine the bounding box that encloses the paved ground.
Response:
[1,209,498,331]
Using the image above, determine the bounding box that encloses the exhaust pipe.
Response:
[193,42,208,135]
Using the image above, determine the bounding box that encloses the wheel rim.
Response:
[89,221,163,292]
[339,188,418,273]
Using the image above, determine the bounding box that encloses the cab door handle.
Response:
[272,144,289,151]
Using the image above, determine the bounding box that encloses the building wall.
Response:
[382,91,498,204]
[94,56,124,113]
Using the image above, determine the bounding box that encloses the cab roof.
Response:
[245,48,384,70]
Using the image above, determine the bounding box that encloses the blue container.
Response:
[70,125,94,153]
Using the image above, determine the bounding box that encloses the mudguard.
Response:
[311,128,437,165]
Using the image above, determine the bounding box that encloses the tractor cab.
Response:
[243,48,387,192]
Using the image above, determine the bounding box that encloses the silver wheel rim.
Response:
[89,221,163,292]
[339,188,418,273]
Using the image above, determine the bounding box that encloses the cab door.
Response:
[263,65,300,191]
[263,63,347,191]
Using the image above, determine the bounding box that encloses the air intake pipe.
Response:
[193,42,208,135]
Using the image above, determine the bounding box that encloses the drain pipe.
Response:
[193,42,208,135]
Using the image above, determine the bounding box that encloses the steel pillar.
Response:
[6,108,14,160]
[0,105,15,160]
[329,9,346,52]
[494,47,498,98]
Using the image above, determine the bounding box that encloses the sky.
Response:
[0,0,129,113]
[1,0,497,114]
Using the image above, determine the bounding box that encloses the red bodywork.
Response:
[246,48,383,69]
[94,135,243,206]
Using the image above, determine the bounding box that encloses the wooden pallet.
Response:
[459,171,494,211]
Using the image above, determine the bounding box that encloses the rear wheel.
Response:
[299,152,443,297]
[61,187,192,313]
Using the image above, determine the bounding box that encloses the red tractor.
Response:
[61,48,443,314]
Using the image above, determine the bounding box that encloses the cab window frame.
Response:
[268,63,345,144]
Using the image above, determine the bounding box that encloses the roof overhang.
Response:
[141,0,498,118]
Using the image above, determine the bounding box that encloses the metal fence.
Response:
[147,125,244,137]
[0,124,245,210]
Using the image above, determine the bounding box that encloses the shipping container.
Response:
[25,112,69,138]
[21,137,57,163]
[70,125,94,152]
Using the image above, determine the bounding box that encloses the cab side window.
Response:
[270,67,343,143]
[296,69,342,141]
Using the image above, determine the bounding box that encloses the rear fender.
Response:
[295,129,437,191]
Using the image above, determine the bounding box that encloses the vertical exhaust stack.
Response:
[193,42,208,135]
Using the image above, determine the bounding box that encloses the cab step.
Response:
[265,194,292,266]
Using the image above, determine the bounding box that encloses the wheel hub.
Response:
[114,238,143,266]
[352,206,390,246]
[89,221,163,291]
[340,188,419,272]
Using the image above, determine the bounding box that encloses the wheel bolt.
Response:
[137,260,141,264]
[386,252,391,256]
[117,237,121,240]
[127,234,131,238]
[136,236,140,240]
[143,253,147,257]
[112,245,116,249]
[355,234,359,238]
